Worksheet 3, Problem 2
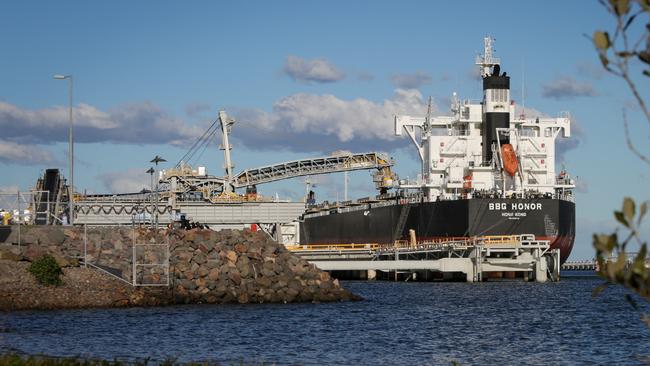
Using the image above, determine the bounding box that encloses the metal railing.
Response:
[286,243,379,252]
[132,234,170,287]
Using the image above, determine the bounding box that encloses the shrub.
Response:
[28,255,63,286]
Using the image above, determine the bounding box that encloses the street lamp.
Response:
[146,167,155,227]
[150,155,166,229]
[53,74,74,225]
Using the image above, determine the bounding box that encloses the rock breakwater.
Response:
[0,226,359,310]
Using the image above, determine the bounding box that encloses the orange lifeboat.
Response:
[501,144,519,177]
[463,174,473,189]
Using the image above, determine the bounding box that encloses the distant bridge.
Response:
[562,253,647,271]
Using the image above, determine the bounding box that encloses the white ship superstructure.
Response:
[395,37,575,201]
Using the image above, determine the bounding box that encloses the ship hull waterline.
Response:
[300,198,575,264]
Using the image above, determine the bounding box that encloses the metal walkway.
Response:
[289,235,560,282]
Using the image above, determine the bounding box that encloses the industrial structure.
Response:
[24,110,396,244]
[10,37,578,281]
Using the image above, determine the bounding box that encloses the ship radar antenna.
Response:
[475,36,500,78]
[520,58,526,120]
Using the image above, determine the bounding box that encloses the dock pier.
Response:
[288,235,560,283]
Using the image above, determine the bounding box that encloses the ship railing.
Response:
[286,243,380,252]
[294,235,551,256]
[207,193,266,203]
[555,192,575,203]
[377,239,481,255]
[481,235,521,245]
[404,235,542,248]
[416,237,472,245]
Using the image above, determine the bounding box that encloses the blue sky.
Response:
[1,1,649,260]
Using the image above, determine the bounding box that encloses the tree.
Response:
[591,0,650,321]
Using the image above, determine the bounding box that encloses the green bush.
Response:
[28,255,63,286]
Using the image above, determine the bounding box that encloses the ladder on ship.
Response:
[392,204,411,243]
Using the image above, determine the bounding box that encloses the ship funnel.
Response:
[481,40,510,165]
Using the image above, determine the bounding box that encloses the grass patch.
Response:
[27,255,63,286]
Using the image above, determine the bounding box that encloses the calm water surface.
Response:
[1,273,650,365]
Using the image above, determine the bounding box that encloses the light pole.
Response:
[53,74,74,225]
[150,155,166,229]
[146,167,155,227]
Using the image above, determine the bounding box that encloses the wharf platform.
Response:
[287,235,560,282]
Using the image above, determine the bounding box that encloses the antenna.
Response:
[520,59,526,120]
[475,36,500,78]
[425,96,433,131]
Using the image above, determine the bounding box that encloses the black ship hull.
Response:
[300,198,575,263]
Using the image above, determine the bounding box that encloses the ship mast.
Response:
[475,36,500,77]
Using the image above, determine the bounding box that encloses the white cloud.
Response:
[0,140,56,165]
[467,66,482,81]
[541,76,598,99]
[0,101,204,146]
[232,89,431,153]
[283,55,345,83]
[185,102,212,117]
[390,71,432,89]
[96,167,151,193]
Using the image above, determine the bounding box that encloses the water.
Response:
[2,273,650,365]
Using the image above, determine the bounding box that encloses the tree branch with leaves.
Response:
[593,0,650,163]
[591,0,650,313]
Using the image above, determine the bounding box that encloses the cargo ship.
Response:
[299,37,576,263]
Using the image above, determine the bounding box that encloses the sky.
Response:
[1,0,649,260]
